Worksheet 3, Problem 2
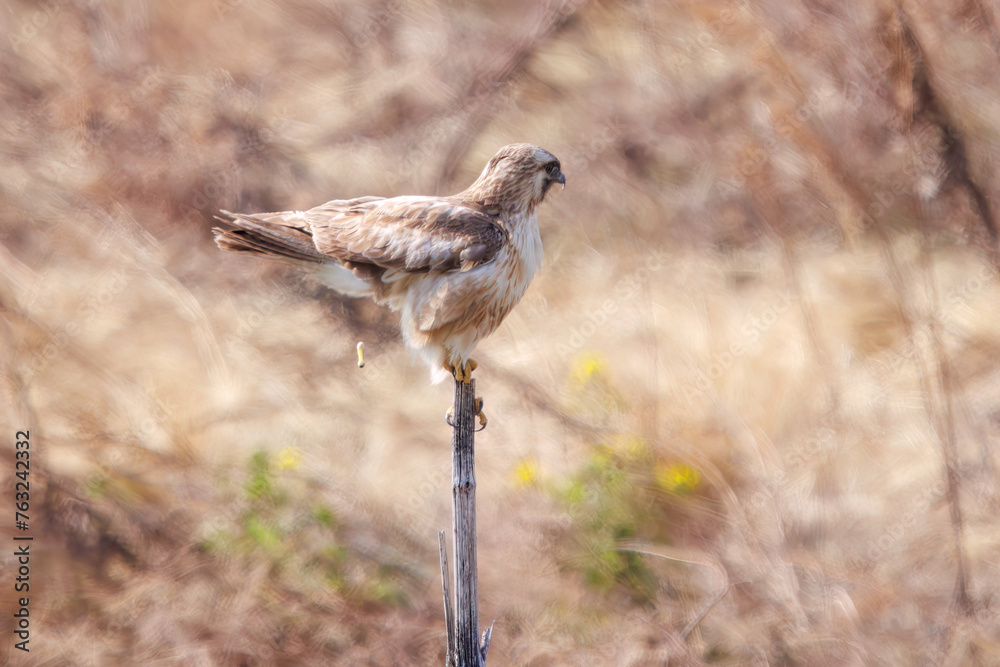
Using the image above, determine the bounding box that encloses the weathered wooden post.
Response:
[440,377,492,667]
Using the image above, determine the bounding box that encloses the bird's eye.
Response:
[545,162,560,176]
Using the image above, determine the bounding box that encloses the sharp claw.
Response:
[446,397,487,430]
[446,361,485,428]
[475,396,487,431]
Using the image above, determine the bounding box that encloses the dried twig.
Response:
[439,531,457,667]
[443,377,492,666]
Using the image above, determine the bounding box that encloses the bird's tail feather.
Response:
[213,211,325,265]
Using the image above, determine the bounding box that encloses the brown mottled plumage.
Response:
[213,143,564,382]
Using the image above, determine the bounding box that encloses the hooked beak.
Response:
[554,172,566,190]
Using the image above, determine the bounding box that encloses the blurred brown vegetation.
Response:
[3,0,1000,664]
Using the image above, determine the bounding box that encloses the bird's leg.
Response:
[446,358,478,384]
[444,358,486,429]
[474,396,487,430]
[445,396,487,431]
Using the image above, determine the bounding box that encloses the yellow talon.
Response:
[446,358,478,384]
[475,397,487,430]
[357,342,365,368]
[445,396,488,431]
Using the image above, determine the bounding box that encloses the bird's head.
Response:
[464,143,565,216]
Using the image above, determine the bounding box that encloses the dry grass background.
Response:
[3,0,1000,664]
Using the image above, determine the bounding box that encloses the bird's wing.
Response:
[306,196,507,276]
[212,196,388,264]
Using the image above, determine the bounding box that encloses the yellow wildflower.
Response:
[655,463,700,494]
[513,458,538,486]
[276,446,302,471]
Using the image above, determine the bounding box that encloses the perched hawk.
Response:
[213,143,564,384]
